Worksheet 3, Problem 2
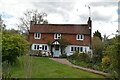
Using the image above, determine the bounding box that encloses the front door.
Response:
[53,45,59,57]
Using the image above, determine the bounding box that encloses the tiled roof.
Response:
[29,24,90,34]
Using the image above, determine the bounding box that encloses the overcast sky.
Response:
[0,0,119,38]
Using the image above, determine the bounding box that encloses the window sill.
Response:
[76,39,84,41]
[34,38,41,39]
[54,38,61,39]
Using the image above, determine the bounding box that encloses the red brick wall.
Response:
[29,33,90,46]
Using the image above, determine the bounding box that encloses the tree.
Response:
[91,36,104,63]
[93,30,102,40]
[19,9,48,35]
[2,31,29,64]
[0,15,6,31]
[59,38,70,55]
[103,35,120,79]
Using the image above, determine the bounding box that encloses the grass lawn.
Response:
[9,56,105,78]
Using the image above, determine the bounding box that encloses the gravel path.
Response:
[49,58,111,77]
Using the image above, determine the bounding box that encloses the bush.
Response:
[69,51,79,59]
[68,51,90,63]
[30,50,39,56]
[2,31,29,64]
[60,54,67,58]
[78,53,90,62]
[101,56,110,68]
[2,61,12,78]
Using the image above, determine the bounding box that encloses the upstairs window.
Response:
[76,34,84,40]
[34,33,41,39]
[54,33,61,39]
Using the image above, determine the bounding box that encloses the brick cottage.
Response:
[29,17,92,57]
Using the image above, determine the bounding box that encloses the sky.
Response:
[0,0,119,38]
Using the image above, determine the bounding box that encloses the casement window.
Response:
[34,44,47,50]
[42,45,47,50]
[54,33,61,39]
[71,47,83,52]
[34,33,41,39]
[76,34,84,40]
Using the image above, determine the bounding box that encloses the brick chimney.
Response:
[87,17,92,48]
[30,21,35,30]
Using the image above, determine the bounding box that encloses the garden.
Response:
[3,56,105,78]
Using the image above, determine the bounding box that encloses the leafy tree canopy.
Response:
[103,35,120,79]
[93,30,102,40]
[92,36,104,63]
[2,31,29,64]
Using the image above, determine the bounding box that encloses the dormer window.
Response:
[54,33,61,39]
[34,33,41,39]
[76,34,84,40]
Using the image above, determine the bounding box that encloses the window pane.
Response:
[45,46,47,50]
[55,45,59,50]
[78,35,79,39]
[81,35,83,39]
[42,45,44,50]
[38,33,40,38]
[80,47,83,52]
[37,45,39,50]
[35,33,37,37]
[85,48,86,53]
[55,34,57,39]
[34,45,36,49]
[75,47,76,51]
[77,47,79,51]
[71,47,73,51]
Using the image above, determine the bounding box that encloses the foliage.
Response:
[103,35,120,79]
[0,15,6,31]
[2,31,29,64]
[92,36,104,63]
[68,51,79,59]
[68,57,111,73]
[101,56,110,68]
[2,61,12,78]
[59,38,70,54]
[19,9,48,35]
[78,53,90,62]
[60,54,67,58]
[69,51,90,63]
[93,30,102,40]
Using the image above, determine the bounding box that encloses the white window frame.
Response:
[34,33,41,39]
[71,46,83,53]
[54,33,61,39]
[76,34,84,40]
[34,44,47,50]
